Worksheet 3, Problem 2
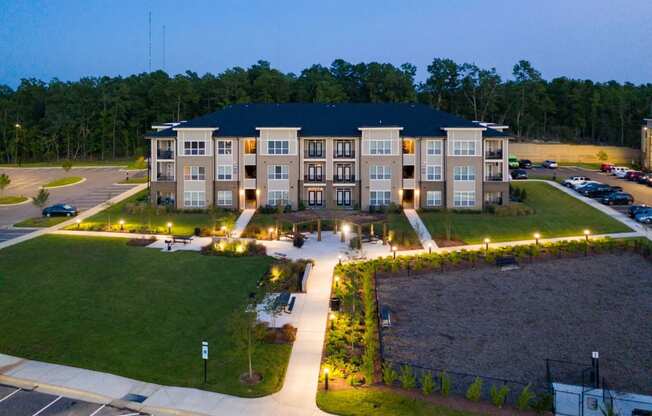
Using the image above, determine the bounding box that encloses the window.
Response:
[426,165,442,181]
[267,140,289,155]
[369,139,392,155]
[427,140,442,155]
[453,166,475,181]
[306,140,324,158]
[183,166,205,181]
[267,165,289,180]
[453,191,476,208]
[337,189,352,206]
[184,191,205,208]
[216,140,232,155]
[216,190,233,206]
[267,190,289,206]
[216,165,233,180]
[369,165,391,180]
[426,191,442,207]
[183,140,206,155]
[452,140,477,156]
[370,191,391,207]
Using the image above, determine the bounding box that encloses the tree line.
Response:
[1,58,651,163]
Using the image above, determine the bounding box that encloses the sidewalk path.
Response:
[403,208,437,249]
[232,208,255,238]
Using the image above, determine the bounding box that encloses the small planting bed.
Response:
[0,196,28,205]
[43,176,84,188]
[13,216,68,228]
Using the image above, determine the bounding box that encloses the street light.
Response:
[167,222,173,234]
[119,219,125,231]
[484,237,490,251]
[324,367,330,391]
[534,232,541,246]
[392,245,398,259]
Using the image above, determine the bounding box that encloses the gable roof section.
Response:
[147,103,507,138]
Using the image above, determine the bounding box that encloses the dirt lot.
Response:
[377,253,652,395]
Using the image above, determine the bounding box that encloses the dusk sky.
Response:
[1,0,650,88]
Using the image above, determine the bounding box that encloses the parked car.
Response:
[508,155,520,169]
[600,163,615,172]
[624,170,643,181]
[510,169,528,180]
[637,173,652,185]
[628,204,650,218]
[635,210,652,224]
[612,166,629,177]
[581,184,614,198]
[574,181,603,192]
[42,203,78,217]
[562,176,591,188]
[518,159,533,169]
[600,192,633,205]
[609,185,623,192]
[542,160,558,169]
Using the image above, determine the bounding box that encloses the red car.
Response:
[600,163,614,172]
[624,171,643,181]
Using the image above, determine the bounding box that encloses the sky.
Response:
[0,0,650,89]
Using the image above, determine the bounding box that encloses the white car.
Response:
[542,160,558,168]
[562,176,591,187]
[612,167,629,178]
[572,180,601,190]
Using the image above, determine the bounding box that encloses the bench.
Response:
[380,306,392,328]
[496,255,519,271]
[172,235,192,244]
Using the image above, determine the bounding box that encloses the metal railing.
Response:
[304,175,324,183]
[485,150,503,159]
[333,175,355,183]
[333,150,355,158]
[156,149,174,159]
[304,150,326,159]
[485,175,504,181]
[156,175,175,181]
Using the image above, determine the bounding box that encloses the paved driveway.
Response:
[0,385,148,416]
[0,168,143,228]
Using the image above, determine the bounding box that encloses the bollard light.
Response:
[324,367,330,391]
[76,218,81,229]
[268,227,274,238]
[484,237,490,251]
[584,229,591,242]
[392,245,398,259]
[338,254,342,265]
[167,222,173,234]
[534,232,541,246]
[334,275,340,288]
[428,243,432,254]
[329,312,336,330]
[119,219,125,231]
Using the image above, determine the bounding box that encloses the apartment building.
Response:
[642,118,652,171]
[146,103,510,211]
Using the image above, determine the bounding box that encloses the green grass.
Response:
[387,213,422,249]
[118,176,148,184]
[0,235,290,397]
[0,158,146,169]
[419,182,630,244]
[43,176,84,188]
[13,216,68,227]
[0,195,28,205]
[73,190,236,235]
[317,387,480,416]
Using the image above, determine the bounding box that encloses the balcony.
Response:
[304,150,326,159]
[485,174,504,182]
[244,153,256,165]
[485,150,503,160]
[333,175,355,183]
[243,178,256,189]
[304,175,324,183]
[333,150,355,159]
[156,174,175,182]
[402,178,416,189]
[157,149,174,160]
[402,153,415,165]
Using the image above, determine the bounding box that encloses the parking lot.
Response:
[0,385,148,416]
[0,167,143,229]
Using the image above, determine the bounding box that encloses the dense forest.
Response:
[1,58,651,163]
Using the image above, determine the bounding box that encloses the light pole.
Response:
[268,227,274,239]
[14,123,21,166]
[119,219,125,231]
[338,254,342,265]
[484,238,490,252]
[392,246,398,259]
[428,243,432,254]
[167,222,173,234]
[534,232,541,246]
[76,219,81,230]
[324,367,329,391]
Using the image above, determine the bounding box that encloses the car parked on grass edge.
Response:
[600,163,615,172]
[600,192,633,205]
[42,203,78,217]
[628,204,650,218]
[562,176,591,188]
[518,159,533,169]
[510,169,528,180]
[635,210,652,224]
[542,160,558,169]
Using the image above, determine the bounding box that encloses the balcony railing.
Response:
[485,175,504,182]
[333,175,355,183]
[333,150,355,159]
[304,175,324,183]
[156,174,175,182]
[156,149,174,159]
[485,150,503,159]
[304,150,326,159]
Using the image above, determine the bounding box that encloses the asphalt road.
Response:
[0,385,148,416]
[0,167,143,228]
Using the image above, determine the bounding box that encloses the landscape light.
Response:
[338,254,342,264]
[392,245,398,259]
[119,219,125,231]
[484,237,490,251]
[14,123,20,129]
[76,218,81,229]
[534,232,541,245]
[428,243,433,254]
[334,275,340,288]
[167,222,173,234]
[342,224,350,234]
[584,229,591,241]
[329,312,336,329]
[324,367,330,390]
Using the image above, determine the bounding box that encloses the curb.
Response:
[0,197,32,207]
[42,177,87,189]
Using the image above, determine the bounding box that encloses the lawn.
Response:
[13,216,68,227]
[0,195,28,205]
[72,190,236,236]
[317,387,480,416]
[43,176,84,187]
[419,181,630,244]
[118,176,148,184]
[0,235,291,397]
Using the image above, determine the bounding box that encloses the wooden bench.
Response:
[496,255,519,271]
[172,235,192,244]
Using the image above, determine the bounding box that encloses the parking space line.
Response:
[0,387,21,403]
[32,396,62,416]
[89,404,106,416]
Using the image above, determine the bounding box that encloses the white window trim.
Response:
[368,139,393,155]
[369,190,391,207]
[369,165,391,180]
[183,166,206,181]
[426,140,443,156]
[184,191,206,208]
[267,190,289,206]
[425,165,442,181]
[267,140,290,155]
[216,140,232,155]
[453,166,476,181]
[182,140,208,156]
[216,190,233,206]
[216,165,233,181]
[267,165,289,180]
[426,191,442,207]
[450,140,478,156]
[453,191,476,208]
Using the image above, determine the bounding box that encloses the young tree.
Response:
[0,173,9,196]
[32,188,50,209]
[62,160,73,172]
[227,297,267,382]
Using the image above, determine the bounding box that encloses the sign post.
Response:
[202,340,208,383]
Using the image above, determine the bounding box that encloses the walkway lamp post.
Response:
[76,219,81,229]
[119,219,125,231]
[483,237,490,252]
[268,227,274,239]
[338,254,342,265]
[324,367,329,391]
[534,232,541,246]
[167,222,173,234]
[428,243,433,254]
[334,275,340,288]
[392,246,398,259]
[584,229,591,242]
[341,223,350,243]
[329,312,336,330]
[584,229,591,256]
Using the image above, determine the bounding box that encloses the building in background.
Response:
[642,118,652,171]
[146,103,510,211]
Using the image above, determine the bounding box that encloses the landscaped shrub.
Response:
[490,384,510,408]
[439,371,451,397]
[465,377,483,402]
[203,239,267,257]
[493,203,535,216]
[421,371,435,395]
[265,259,312,292]
[398,364,416,389]
[349,236,361,250]
[532,392,554,415]
[293,233,305,248]
[517,384,536,410]
[382,363,398,386]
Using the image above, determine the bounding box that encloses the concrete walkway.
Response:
[232,208,255,238]
[403,208,437,249]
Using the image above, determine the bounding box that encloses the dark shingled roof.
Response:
[147,103,507,138]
